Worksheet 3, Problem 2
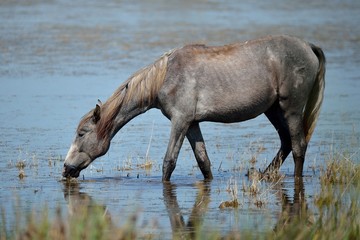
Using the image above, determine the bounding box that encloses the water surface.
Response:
[1,0,359,237]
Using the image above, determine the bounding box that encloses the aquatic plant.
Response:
[272,150,360,240]
[320,150,360,185]
[219,177,240,209]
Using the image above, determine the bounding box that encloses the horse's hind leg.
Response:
[186,123,213,180]
[263,102,292,175]
[285,112,307,177]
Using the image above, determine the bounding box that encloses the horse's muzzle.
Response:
[62,164,80,178]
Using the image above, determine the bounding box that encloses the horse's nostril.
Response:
[62,164,80,178]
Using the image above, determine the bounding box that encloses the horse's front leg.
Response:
[162,120,189,182]
[186,123,213,180]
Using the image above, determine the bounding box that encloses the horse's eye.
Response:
[77,132,85,138]
[77,127,90,138]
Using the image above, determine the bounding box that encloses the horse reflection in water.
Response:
[62,178,312,237]
[163,181,211,239]
[61,180,210,238]
[62,182,111,222]
[273,178,313,232]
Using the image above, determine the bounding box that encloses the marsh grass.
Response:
[2,150,360,240]
[272,186,359,240]
[116,155,155,172]
[320,150,360,185]
[47,154,62,168]
[2,204,141,240]
[7,151,63,180]
[136,158,154,171]
[272,149,360,240]
[115,130,157,173]
[219,177,240,209]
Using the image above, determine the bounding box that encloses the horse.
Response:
[63,35,325,182]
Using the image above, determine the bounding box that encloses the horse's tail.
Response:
[303,43,326,143]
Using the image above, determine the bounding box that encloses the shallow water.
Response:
[1,0,360,237]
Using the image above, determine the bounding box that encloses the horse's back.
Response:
[160,35,319,123]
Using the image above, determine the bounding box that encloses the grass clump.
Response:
[320,151,360,185]
[219,177,240,209]
[273,186,360,240]
[271,151,360,240]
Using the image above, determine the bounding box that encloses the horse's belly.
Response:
[196,103,271,123]
[195,88,276,123]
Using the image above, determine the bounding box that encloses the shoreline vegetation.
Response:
[1,150,359,240]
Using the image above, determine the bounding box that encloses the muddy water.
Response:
[1,0,360,237]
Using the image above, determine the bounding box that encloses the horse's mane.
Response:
[86,49,176,139]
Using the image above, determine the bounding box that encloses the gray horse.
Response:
[63,35,325,181]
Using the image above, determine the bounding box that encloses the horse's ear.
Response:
[93,104,101,124]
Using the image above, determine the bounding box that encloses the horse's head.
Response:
[63,104,110,178]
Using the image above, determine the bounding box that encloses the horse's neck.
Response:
[110,96,152,139]
[106,50,171,139]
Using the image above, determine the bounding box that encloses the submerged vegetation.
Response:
[1,149,360,240]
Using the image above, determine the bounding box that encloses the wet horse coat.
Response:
[63,35,325,181]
